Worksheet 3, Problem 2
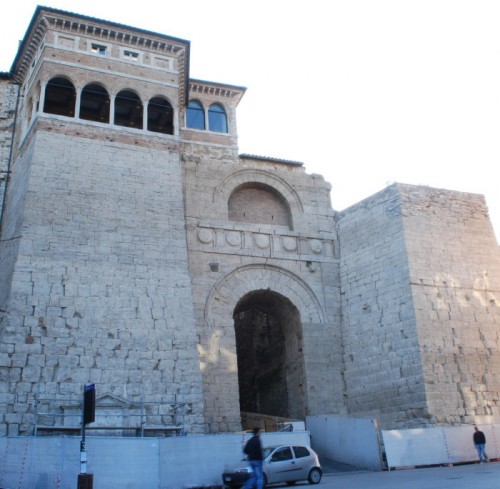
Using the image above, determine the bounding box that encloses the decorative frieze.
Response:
[195,225,335,260]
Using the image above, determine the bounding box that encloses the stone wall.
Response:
[0,79,18,234]
[338,185,428,429]
[400,184,500,425]
[183,147,344,431]
[338,183,500,429]
[228,185,291,227]
[0,127,205,435]
[2,6,500,437]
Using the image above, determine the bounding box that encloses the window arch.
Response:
[114,90,143,128]
[148,96,174,134]
[80,83,110,123]
[208,103,228,133]
[43,77,76,117]
[228,183,292,229]
[186,100,205,130]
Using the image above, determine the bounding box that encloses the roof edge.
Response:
[239,154,304,167]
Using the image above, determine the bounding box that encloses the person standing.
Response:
[473,426,489,463]
[243,427,264,489]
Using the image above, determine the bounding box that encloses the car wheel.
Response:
[263,473,268,487]
[307,467,322,484]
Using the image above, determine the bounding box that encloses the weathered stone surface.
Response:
[0,7,499,436]
[338,185,500,428]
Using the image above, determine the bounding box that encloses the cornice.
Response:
[239,154,304,167]
[189,79,246,104]
[11,6,190,102]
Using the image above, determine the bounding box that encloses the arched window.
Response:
[43,77,76,117]
[80,83,110,123]
[114,90,143,128]
[148,97,174,134]
[228,183,292,229]
[186,100,205,130]
[208,103,228,133]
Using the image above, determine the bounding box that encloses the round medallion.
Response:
[282,237,297,251]
[309,239,323,254]
[198,228,214,244]
[226,232,241,247]
[254,234,270,249]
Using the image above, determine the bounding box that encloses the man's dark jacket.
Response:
[244,435,263,461]
[474,430,486,445]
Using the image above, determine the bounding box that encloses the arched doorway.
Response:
[203,264,326,433]
[234,290,306,421]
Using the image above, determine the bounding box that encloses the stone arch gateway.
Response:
[205,265,325,325]
[201,265,331,431]
[234,289,306,422]
[3,7,498,440]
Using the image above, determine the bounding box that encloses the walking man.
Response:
[243,427,264,489]
[473,426,489,463]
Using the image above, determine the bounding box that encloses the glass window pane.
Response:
[208,103,228,133]
[293,447,310,458]
[272,447,293,461]
[186,101,205,130]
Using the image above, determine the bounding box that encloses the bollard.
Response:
[77,473,94,489]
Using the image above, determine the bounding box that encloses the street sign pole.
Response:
[78,384,95,489]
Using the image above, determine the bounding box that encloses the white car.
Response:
[222,445,322,487]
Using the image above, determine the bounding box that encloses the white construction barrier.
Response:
[0,430,311,489]
[306,415,384,471]
[382,424,500,469]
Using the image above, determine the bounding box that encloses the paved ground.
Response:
[320,458,365,474]
[318,459,500,489]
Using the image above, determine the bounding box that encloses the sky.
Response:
[1,0,499,239]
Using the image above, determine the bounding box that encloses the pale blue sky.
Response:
[2,0,499,239]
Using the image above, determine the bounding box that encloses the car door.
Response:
[291,446,312,480]
[266,446,301,483]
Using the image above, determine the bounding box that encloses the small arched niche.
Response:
[228,182,293,229]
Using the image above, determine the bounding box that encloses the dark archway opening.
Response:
[234,290,305,424]
[148,97,174,134]
[115,90,143,128]
[43,77,76,117]
[80,83,110,122]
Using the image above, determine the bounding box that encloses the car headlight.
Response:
[235,467,253,474]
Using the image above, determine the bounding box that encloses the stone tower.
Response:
[338,184,500,428]
[0,7,499,437]
[0,7,207,435]
[0,6,343,435]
